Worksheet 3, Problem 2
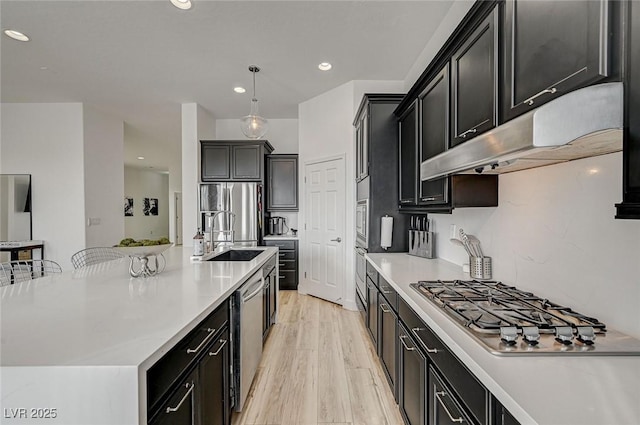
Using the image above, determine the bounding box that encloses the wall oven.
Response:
[355,199,368,248]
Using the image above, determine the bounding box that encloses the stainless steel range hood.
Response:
[420,82,624,180]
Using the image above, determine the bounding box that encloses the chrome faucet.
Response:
[209,211,236,250]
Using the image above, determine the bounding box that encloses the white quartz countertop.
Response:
[366,253,640,425]
[1,246,277,369]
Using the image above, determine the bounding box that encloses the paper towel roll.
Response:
[380,215,393,249]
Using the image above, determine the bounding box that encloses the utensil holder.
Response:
[470,256,492,280]
[408,230,435,259]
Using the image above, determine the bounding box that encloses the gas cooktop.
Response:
[411,280,640,355]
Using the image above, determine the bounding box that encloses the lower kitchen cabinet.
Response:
[200,328,231,425]
[149,369,198,425]
[378,295,398,399]
[493,401,520,425]
[147,301,232,425]
[263,264,277,339]
[428,366,473,425]
[264,239,298,290]
[398,324,427,425]
[366,276,379,347]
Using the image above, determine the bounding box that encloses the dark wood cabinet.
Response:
[428,367,472,425]
[202,144,231,180]
[263,265,277,339]
[451,8,498,147]
[378,297,398,399]
[266,155,298,211]
[149,369,198,425]
[355,94,409,252]
[399,100,418,206]
[419,65,449,206]
[398,324,427,425]
[263,239,298,290]
[493,400,521,425]
[502,0,610,121]
[201,141,273,182]
[148,301,231,425]
[366,277,378,347]
[200,328,231,425]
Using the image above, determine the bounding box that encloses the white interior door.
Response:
[304,157,345,304]
[175,192,183,245]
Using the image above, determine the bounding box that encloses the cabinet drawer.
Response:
[264,240,296,250]
[277,250,296,261]
[366,262,378,286]
[399,298,487,425]
[378,276,397,311]
[278,269,297,290]
[147,300,229,413]
[278,259,296,271]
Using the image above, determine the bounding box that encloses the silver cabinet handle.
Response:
[422,197,437,201]
[279,276,286,279]
[166,382,194,413]
[381,287,392,294]
[379,303,391,314]
[524,87,557,106]
[411,327,438,353]
[279,253,286,257]
[399,335,415,351]
[186,328,216,354]
[460,128,477,138]
[435,391,464,423]
[330,237,342,243]
[209,339,228,356]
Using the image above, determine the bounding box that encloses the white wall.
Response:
[0,103,86,268]
[83,106,125,248]
[181,104,216,247]
[403,0,474,90]
[124,167,169,240]
[215,119,299,154]
[298,80,404,309]
[428,152,640,339]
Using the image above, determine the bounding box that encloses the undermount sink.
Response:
[207,250,263,262]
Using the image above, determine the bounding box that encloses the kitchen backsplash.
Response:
[430,152,640,339]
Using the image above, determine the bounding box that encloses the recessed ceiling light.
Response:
[170,0,192,10]
[4,29,30,42]
[318,62,332,71]
[234,87,246,94]
[137,156,145,160]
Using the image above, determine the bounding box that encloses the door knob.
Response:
[331,237,342,243]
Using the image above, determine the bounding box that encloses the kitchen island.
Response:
[366,252,640,425]
[0,246,278,425]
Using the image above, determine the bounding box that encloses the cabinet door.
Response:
[150,370,198,425]
[269,269,277,323]
[267,156,298,211]
[361,112,369,179]
[399,101,418,206]
[232,145,261,180]
[202,144,231,181]
[355,118,363,181]
[366,279,378,347]
[451,8,497,147]
[494,402,520,425]
[200,328,231,425]
[398,325,426,425]
[378,300,397,398]
[503,0,609,120]
[428,367,471,425]
[419,65,449,205]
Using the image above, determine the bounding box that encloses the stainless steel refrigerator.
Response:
[200,183,260,247]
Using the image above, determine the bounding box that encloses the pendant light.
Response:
[240,65,269,139]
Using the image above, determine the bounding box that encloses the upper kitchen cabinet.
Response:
[355,109,369,182]
[451,8,498,147]
[502,0,610,121]
[419,65,449,206]
[201,141,274,182]
[398,100,419,207]
[266,154,298,211]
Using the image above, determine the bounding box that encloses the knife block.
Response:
[408,230,435,259]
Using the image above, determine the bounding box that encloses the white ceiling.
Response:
[1,0,454,171]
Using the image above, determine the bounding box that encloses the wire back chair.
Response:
[71,247,125,269]
[0,259,63,286]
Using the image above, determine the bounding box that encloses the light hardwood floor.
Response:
[232,291,404,425]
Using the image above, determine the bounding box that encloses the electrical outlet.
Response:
[449,224,458,240]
